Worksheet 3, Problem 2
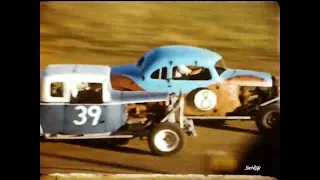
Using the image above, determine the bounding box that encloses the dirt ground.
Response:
[40,1,280,177]
[40,121,260,174]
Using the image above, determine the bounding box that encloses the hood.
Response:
[111,64,141,78]
[220,68,273,87]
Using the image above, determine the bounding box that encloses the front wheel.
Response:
[148,123,186,156]
[255,104,280,134]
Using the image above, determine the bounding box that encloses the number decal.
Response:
[88,106,102,126]
[200,91,212,110]
[193,89,217,111]
[73,106,87,126]
[73,106,102,126]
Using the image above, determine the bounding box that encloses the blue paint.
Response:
[111,45,273,94]
[40,105,64,133]
[40,104,127,134]
[40,90,168,134]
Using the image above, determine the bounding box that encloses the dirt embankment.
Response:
[40,2,280,75]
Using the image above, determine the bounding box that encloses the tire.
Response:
[148,123,186,156]
[255,104,280,134]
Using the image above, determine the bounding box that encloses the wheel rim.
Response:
[153,129,180,152]
[264,111,279,128]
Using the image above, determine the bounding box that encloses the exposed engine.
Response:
[231,76,280,116]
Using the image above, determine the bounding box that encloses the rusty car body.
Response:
[111,45,280,119]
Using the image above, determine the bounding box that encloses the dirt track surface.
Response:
[40,120,259,174]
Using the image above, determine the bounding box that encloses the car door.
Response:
[63,82,107,134]
[144,66,172,93]
[64,104,107,134]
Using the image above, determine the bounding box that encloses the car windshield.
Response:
[215,59,227,75]
[136,56,145,68]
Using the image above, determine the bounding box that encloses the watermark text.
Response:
[244,165,261,171]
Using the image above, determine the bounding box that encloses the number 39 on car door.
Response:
[64,105,105,134]
[64,82,106,134]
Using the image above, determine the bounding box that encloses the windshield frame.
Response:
[215,58,228,69]
[214,59,228,76]
[136,56,145,68]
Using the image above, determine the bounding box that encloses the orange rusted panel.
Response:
[224,75,271,87]
[111,75,145,91]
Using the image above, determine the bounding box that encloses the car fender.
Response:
[220,69,273,87]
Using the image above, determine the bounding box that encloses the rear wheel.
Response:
[148,123,186,156]
[255,104,280,134]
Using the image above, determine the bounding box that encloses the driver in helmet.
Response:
[173,64,204,79]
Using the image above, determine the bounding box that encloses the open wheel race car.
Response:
[111,45,280,133]
[40,64,196,156]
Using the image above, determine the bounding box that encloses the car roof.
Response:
[43,64,111,75]
[141,45,223,71]
[41,64,111,81]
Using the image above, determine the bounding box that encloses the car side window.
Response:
[50,82,64,97]
[151,67,168,79]
[172,65,212,80]
[70,83,103,104]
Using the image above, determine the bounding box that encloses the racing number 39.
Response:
[73,106,102,126]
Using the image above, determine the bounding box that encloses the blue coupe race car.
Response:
[111,45,280,133]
